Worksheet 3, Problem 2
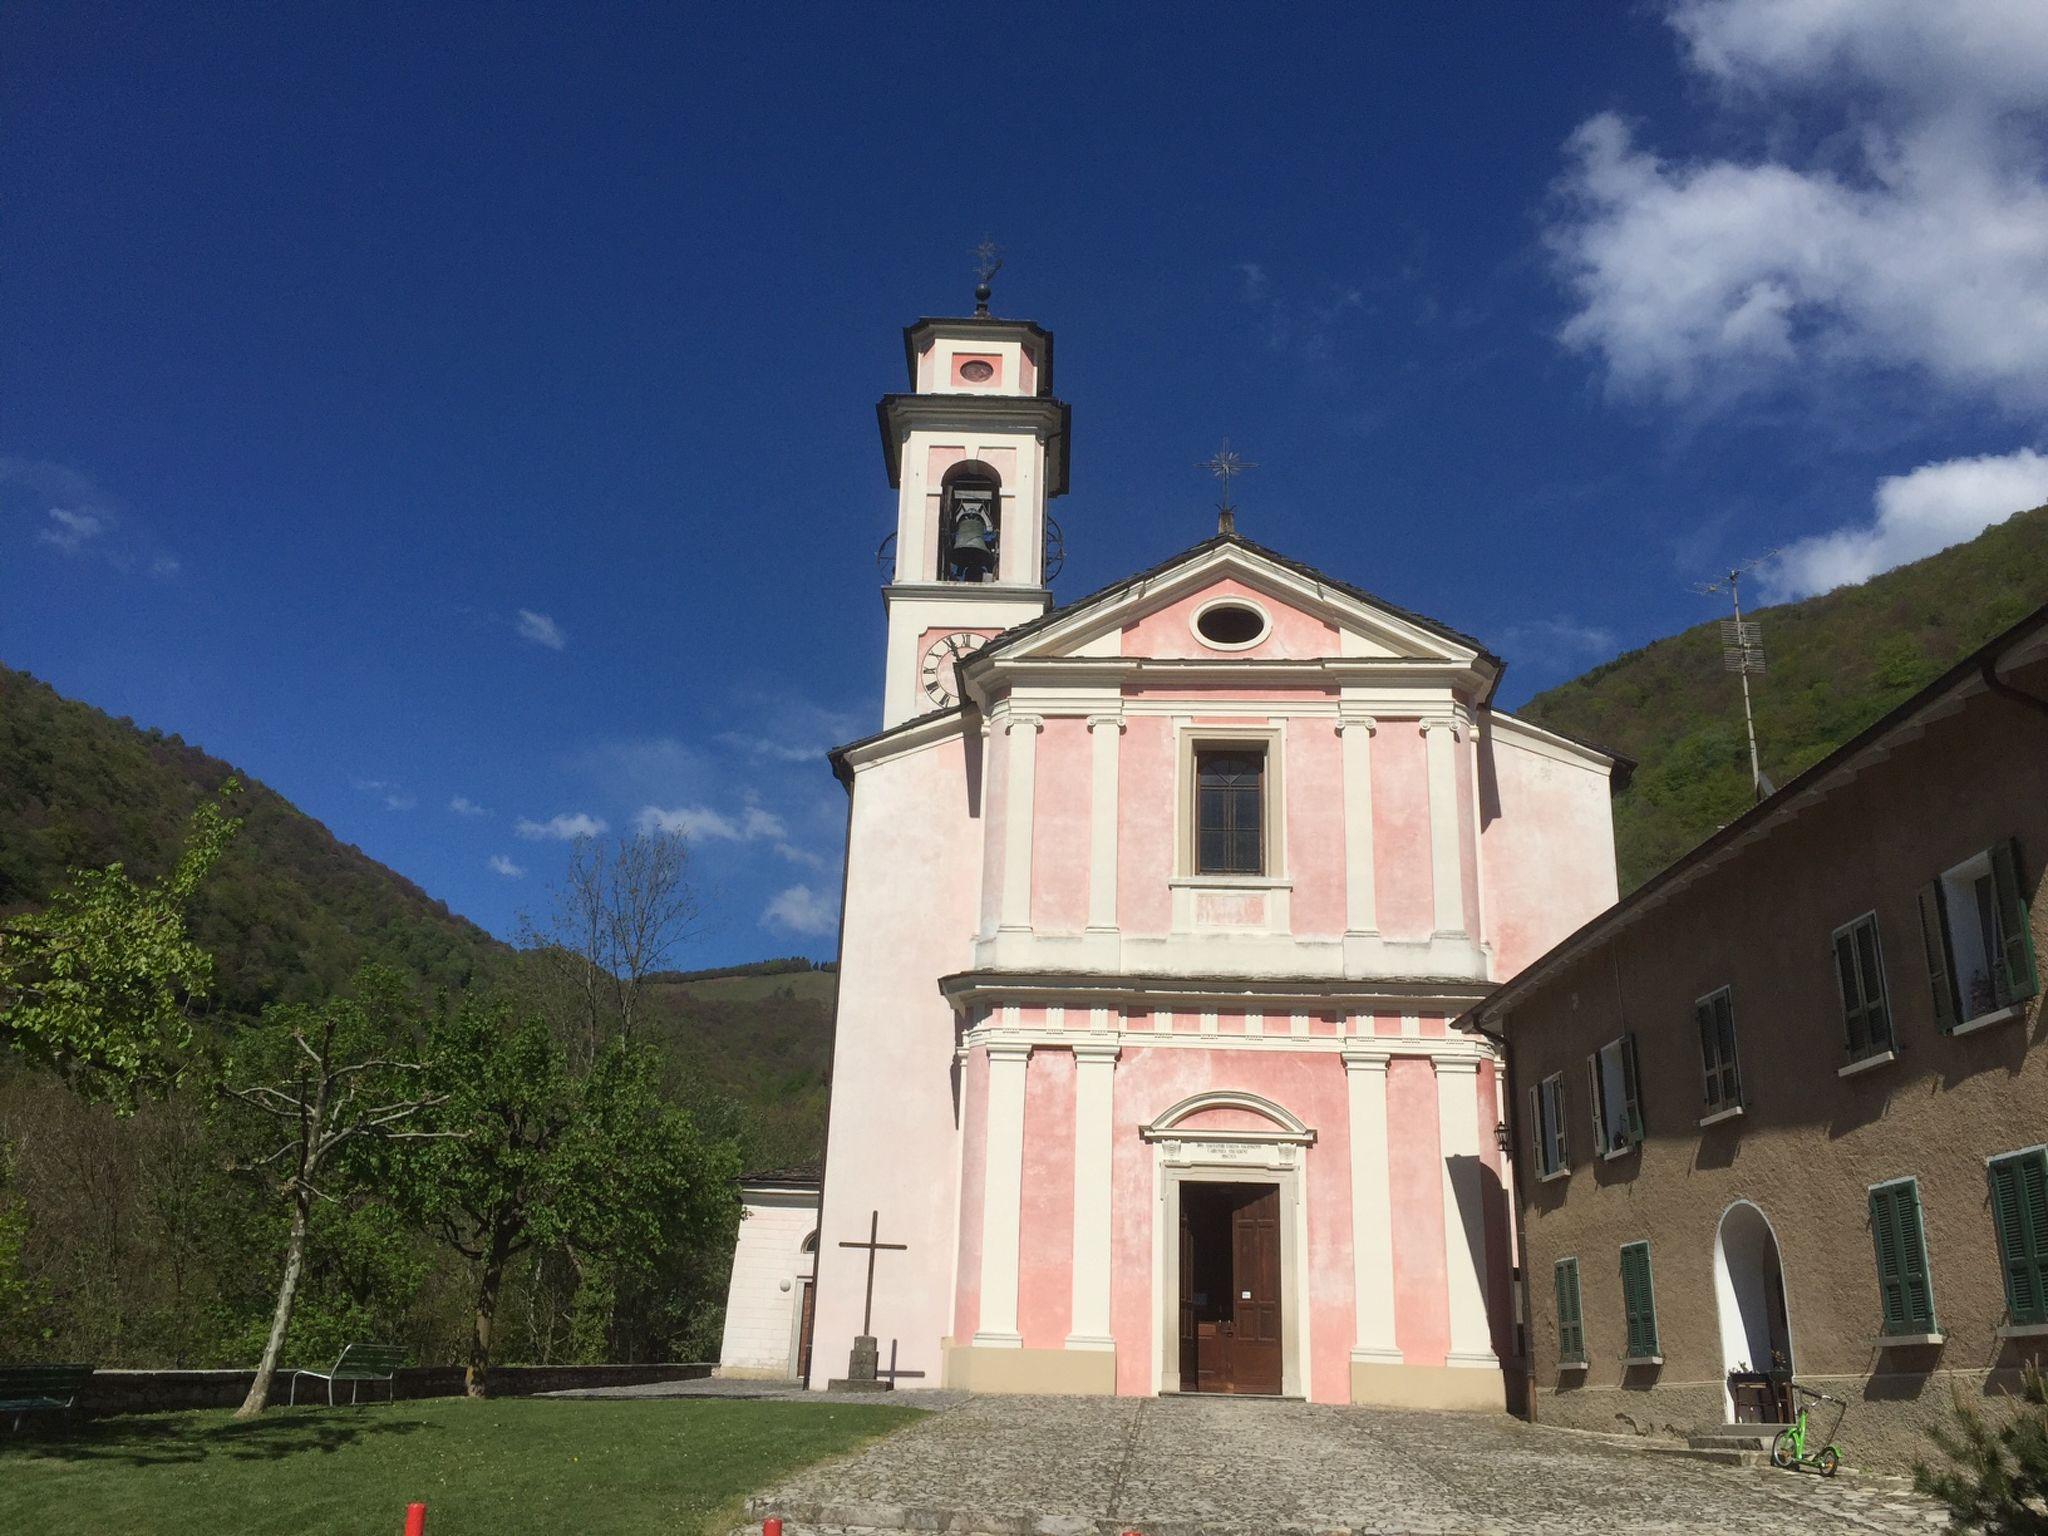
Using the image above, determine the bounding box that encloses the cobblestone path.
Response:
[749,1394,1951,1536]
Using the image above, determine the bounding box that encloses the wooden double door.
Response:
[1177,1181,1283,1395]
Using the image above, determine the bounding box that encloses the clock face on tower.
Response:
[921,631,989,708]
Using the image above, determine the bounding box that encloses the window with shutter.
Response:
[1869,1179,1937,1337]
[1591,1036,1643,1155]
[1990,840,2040,1006]
[1989,1149,2048,1326]
[1545,1076,1569,1173]
[1530,1074,1569,1178]
[1919,880,1958,1033]
[1619,1241,1659,1360]
[1695,988,1742,1111]
[1833,915,1894,1061]
[1554,1257,1585,1365]
[1935,842,2039,1025]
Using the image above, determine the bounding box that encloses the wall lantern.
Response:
[1493,1121,1511,1155]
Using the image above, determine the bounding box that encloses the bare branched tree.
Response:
[519,830,700,1069]
[216,974,455,1418]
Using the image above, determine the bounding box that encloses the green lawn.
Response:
[0,1397,924,1536]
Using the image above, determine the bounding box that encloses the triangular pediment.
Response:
[982,537,1491,668]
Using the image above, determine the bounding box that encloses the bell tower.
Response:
[875,285,1070,728]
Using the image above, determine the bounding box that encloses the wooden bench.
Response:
[0,1363,93,1431]
[288,1344,407,1406]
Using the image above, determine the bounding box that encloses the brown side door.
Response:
[796,1279,816,1381]
[1229,1184,1283,1394]
[1178,1197,1199,1387]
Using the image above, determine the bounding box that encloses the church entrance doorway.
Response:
[1177,1181,1283,1395]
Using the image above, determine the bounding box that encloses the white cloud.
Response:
[5,458,178,576]
[1763,447,2048,600]
[38,507,105,551]
[514,811,608,841]
[1546,0,2048,414]
[450,795,490,817]
[761,884,838,937]
[633,799,791,845]
[352,778,416,812]
[516,609,566,650]
[488,854,526,878]
[1235,261,1366,361]
[1503,617,1620,672]
[635,804,739,840]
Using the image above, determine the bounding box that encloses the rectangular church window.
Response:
[1195,747,1266,875]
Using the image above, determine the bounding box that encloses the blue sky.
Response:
[5,3,2046,965]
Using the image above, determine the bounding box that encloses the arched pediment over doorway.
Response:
[1139,1089,1317,1146]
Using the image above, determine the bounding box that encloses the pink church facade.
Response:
[811,302,1622,1408]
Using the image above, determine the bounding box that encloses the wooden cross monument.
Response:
[826,1209,905,1392]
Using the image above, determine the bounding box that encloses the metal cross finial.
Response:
[972,237,1003,315]
[1202,440,1256,536]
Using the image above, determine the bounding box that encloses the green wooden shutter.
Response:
[1620,1033,1645,1143]
[1896,1182,1936,1333]
[1835,928,1870,1054]
[1695,998,1719,1106]
[1856,918,1892,1050]
[1548,1078,1570,1173]
[1620,1242,1658,1358]
[1870,1182,1936,1336]
[1990,1151,2048,1326]
[1528,1083,1543,1170]
[1990,840,2040,1004]
[1586,1053,1607,1155]
[1919,881,1958,1034]
[1555,1258,1584,1363]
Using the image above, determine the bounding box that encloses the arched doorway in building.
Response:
[1714,1201,1794,1423]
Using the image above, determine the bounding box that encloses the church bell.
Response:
[949,498,997,575]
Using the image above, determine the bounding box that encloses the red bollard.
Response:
[403,1503,427,1536]
[763,1520,784,1536]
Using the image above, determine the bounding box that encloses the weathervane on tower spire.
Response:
[972,237,1003,316]
[1202,440,1256,537]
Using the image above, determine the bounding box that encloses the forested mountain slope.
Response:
[0,666,503,1019]
[1518,503,2048,891]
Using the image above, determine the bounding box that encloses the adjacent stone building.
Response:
[1461,602,2048,1465]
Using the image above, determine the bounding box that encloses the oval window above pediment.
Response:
[1191,598,1272,650]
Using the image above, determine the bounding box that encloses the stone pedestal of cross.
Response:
[827,1209,906,1393]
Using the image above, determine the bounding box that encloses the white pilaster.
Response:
[999,715,1042,934]
[973,1040,1032,1347]
[1433,1055,1499,1369]
[1344,1047,1402,1364]
[1421,718,1466,938]
[1337,713,1379,937]
[1066,1039,1120,1350]
[1085,715,1124,933]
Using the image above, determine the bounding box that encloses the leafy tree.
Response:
[1915,1366,2048,1535]
[397,1000,738,1396]
[0,1139,50,1356]
[0,784,240,1105]
[215,969,448,1417]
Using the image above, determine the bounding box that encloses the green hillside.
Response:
[1518,503,2048,891]
[0,667,504,1019]
[642,969,836,1169]
[0,664,840,1158]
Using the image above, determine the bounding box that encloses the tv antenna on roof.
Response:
[1695,552,1782,803]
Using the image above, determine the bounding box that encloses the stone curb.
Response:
[744,1502,1504,1536]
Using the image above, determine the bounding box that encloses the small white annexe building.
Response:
[715,1167,822,1382]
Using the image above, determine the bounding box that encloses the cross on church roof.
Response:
[1202,440,1256,536]
[972,237,1003,316]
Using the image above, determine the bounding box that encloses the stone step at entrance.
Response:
[1686,1423,1792,1466]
